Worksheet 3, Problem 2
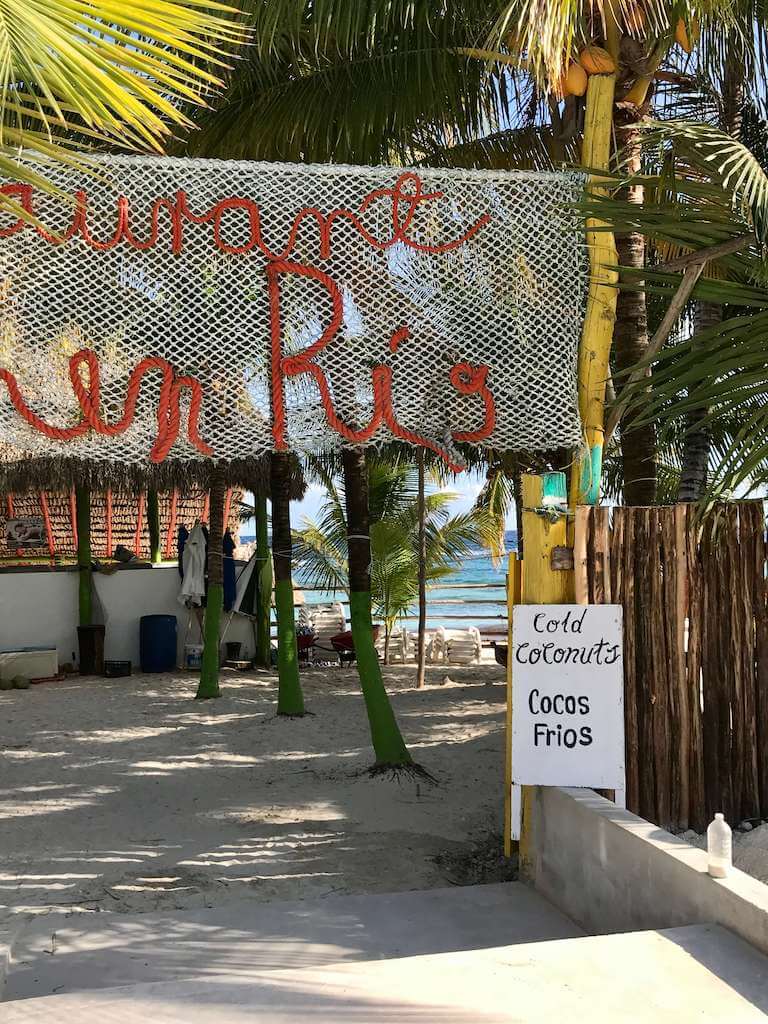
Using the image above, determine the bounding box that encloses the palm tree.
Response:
[0,1,243,211]
[488,0,768,505]
[589,120,768,505]
[295,454,492,762]
[1,2,243,673]
[185,0,514,766]
[297,455,492,655]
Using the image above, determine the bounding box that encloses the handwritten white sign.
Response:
[511,604,625,791]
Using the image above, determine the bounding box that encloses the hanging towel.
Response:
[178,523,207,607]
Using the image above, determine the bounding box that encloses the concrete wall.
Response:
[531,786,768,957]
[0,566,254,669]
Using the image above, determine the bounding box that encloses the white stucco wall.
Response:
[0,566,254,669]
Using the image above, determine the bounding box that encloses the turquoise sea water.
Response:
[242,530,517,634]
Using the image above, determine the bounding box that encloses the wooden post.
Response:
[165,488,179,560]
[517,472,572,880]
[504,552,522,857]
[134,491,145,557]
[105,488,113,558]
[147,488,161,563]
[39,491,55,558]
[569,72,618,511]
[69,488,78,549]
[75,486,92,627]
[573,506,590,605]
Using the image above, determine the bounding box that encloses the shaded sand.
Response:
[0,664,506,924]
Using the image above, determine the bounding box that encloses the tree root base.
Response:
[367,762,439,784]
[195,690,221,700]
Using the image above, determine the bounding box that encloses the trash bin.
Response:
[139,615,177,672]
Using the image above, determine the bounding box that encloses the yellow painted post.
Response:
[504,552,522,857]
[569,72,619,510]
[517,473,572,880]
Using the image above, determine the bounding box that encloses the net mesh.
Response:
[0,155,586,472]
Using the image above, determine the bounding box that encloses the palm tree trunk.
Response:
[383,623,391,665]
[342,447,412,766]
[613,117,656,506]
[678,301,721,501]
[197,464,224,699]
[75,486,92,627]
[254,493,272,668]
[270,452,305,715]
[415,449,427,689]
[513,469,524,558]
[147,488,161,563]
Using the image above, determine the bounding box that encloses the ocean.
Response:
[239,529,518,635]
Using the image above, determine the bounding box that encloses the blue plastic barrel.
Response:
[139,614,177,672]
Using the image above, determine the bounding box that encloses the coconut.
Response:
[578,45,616,75]
[675,17,699,54]
[564,62,588,96]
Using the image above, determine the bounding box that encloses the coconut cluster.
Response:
[556,14,700,98]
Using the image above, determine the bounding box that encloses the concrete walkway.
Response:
[4,924,768,1022]
[4,883,582,1001]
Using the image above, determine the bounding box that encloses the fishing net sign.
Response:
[0,157,586,473]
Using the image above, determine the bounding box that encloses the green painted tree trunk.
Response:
[147,488,161,563]
[342,448,412,766]
[254,493,272,668]
[75,486,92,627]
[196,465,224,699]
[270,452,305,715]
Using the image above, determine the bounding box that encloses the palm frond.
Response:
[0,0,245,162]
[188,2,506,166]
[644,120,768,248]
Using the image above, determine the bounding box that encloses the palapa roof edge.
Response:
[0,452,306,500]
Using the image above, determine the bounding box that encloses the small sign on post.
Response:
[510,604,625,837]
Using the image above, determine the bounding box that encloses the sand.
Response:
[0,663,507,926]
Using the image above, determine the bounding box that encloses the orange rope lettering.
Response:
[1,173,489,259]
[0,350,212,462]
[269,262,496,470]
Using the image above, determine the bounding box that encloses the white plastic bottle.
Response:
[707,813,732,878]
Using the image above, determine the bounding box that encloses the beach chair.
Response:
[298,602,346,662]
[428,626,481,665]
[375,625,411,663]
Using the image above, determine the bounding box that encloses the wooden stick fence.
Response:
[578,502,768,831]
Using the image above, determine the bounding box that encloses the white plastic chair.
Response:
[298,602,346,662]
[376,625,411,663]
[428,626,481,665]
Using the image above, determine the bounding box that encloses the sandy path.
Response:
[0,664,506,924]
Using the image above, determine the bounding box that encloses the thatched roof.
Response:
[0,447,306,501]
[1,487,246,561]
